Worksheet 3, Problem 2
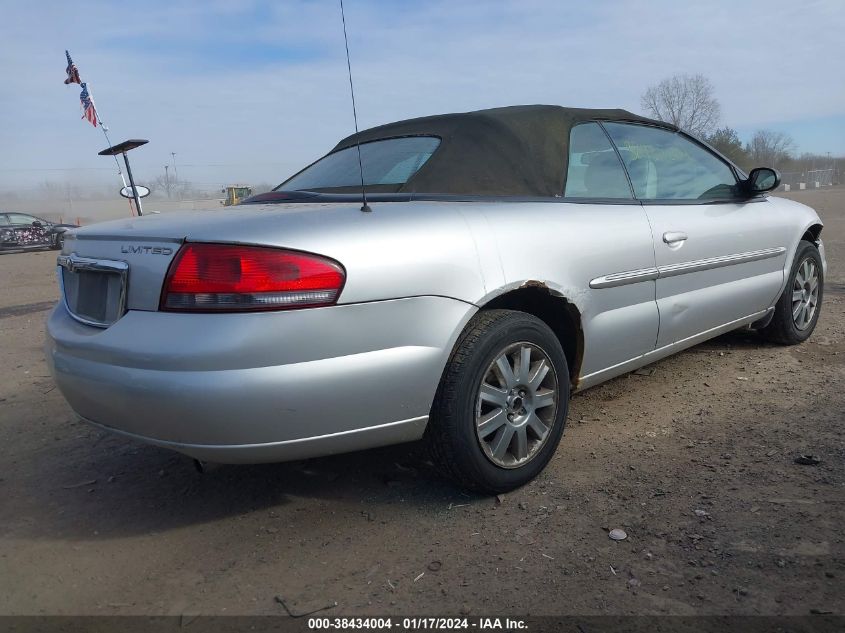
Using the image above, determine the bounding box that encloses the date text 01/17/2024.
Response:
[307,617,529,630]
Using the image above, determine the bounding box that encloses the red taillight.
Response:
[160,243,345,312]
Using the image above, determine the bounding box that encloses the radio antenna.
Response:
[339,0,371,212]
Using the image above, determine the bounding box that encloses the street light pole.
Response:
[164,165,170,199]
[827,152,832,186]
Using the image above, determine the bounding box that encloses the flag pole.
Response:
[65,50,136,215]
[97,114,136,217]
[93,94,144,218]
[83,82,129,190]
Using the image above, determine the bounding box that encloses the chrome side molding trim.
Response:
[590,247,786,289]
[589,267,659,289]
[657,247,786,278]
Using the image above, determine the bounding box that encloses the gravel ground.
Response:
[1,188,843,617]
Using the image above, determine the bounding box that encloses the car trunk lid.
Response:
[58,203,361,321]
[59,236,182,322]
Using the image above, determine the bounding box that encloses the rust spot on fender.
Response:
[519,279,549,290]
[518,279,565,298]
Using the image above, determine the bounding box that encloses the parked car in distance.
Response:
[0,212,76,252]
[46,105,826,493]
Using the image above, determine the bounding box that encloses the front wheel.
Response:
[760,240,824,344]
[427,310,570,493]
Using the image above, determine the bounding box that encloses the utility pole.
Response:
[171,152,180,200]
[66,183,73,218]
[164,165,171,199]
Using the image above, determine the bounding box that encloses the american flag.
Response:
[79,83,98,127]
[64,50,81,85]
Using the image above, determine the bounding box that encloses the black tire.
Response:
[427,309,570,494]
[760,240,824,345]
[51,234,64,251]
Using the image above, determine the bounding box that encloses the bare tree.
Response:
[147,170,209,199]
[641,73,721,137]
[745,130,795,168]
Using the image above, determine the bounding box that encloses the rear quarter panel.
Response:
[65,203,488,308]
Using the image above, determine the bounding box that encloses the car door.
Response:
[7,213,49,246]
[478,120,660,388]
[560,122,660,378]
[602,122,788,348]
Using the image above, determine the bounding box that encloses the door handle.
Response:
[663,231,688,245]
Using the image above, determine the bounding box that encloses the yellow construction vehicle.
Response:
[221,185,253,206]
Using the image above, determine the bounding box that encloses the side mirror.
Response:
[745,167,780,194]
[31,220,43,228]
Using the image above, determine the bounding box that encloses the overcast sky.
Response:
[2,0,844,193]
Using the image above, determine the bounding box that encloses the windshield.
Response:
[279,136,440,192]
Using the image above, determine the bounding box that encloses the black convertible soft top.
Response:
[330,105,671,197]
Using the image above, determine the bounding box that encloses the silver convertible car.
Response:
[47,105,825,492]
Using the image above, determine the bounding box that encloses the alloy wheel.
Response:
[792,257,819,330]
[474,342,559,469]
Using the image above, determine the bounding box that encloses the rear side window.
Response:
[565,123,632,199]
[602,122,739,200]
[0,215,9,226]
[280,136,440,192]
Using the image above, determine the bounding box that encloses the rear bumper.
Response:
[82,415,430,464]
[46,296,476,463]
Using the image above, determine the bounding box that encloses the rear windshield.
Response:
[279,136,440,192]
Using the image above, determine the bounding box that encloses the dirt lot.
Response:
[1,189,843,618]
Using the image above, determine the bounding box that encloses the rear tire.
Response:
[427,310,569,494]
[760,240,823,345]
